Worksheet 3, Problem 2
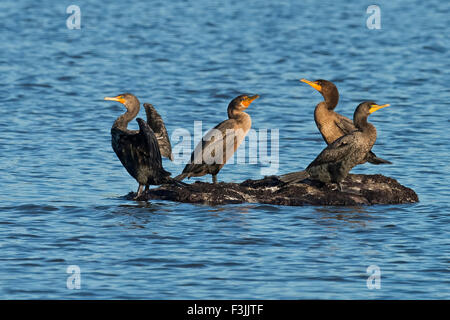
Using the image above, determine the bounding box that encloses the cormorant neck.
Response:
[228,107,246,119]
[114,105,140,130]
[354,115,375,134]
[323,88,339,110]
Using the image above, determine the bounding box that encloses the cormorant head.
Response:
[300,79,338,104]
[354,101,390,126]
[228,94,260,111]
[104,93,140,112]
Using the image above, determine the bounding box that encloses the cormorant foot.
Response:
[133,185,147,200]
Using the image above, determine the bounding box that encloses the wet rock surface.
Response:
[130,174,419,206]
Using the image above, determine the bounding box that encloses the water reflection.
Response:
[107,201,173,229]
[313,206,373,228]
[0,0,448,299]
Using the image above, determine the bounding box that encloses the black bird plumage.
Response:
[106,93,172,199]
[143,103,174,161]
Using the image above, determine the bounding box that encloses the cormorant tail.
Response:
[366,151,392,165]
[279,171,310,184]
[164,177,188,187]
[174,173,189,181]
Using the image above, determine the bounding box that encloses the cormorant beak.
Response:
[300,79,322,92]
[104,96,126,104]
[242,95,260,107]
[369,104,390,114]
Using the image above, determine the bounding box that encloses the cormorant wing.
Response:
[189,119,238,166]
[143,103,173,161]
[112,118,166,181]
[334,113,356,136]
[135,118,165,170]
[307,132,360,168]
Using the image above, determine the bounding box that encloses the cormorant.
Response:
[105,93,172,199]
[175,94,259,184]
[280,101,390,190]
[300,78,391,165]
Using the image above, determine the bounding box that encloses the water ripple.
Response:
[0,0,448,299]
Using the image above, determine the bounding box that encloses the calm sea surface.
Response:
[0,0,449,299]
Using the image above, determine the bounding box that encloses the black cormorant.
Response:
[105,93,172,199]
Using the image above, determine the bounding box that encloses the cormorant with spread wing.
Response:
[105,93,172,199]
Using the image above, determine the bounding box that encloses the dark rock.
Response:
[132,174,418,206]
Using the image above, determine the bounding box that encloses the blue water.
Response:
[0,0,449,299]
